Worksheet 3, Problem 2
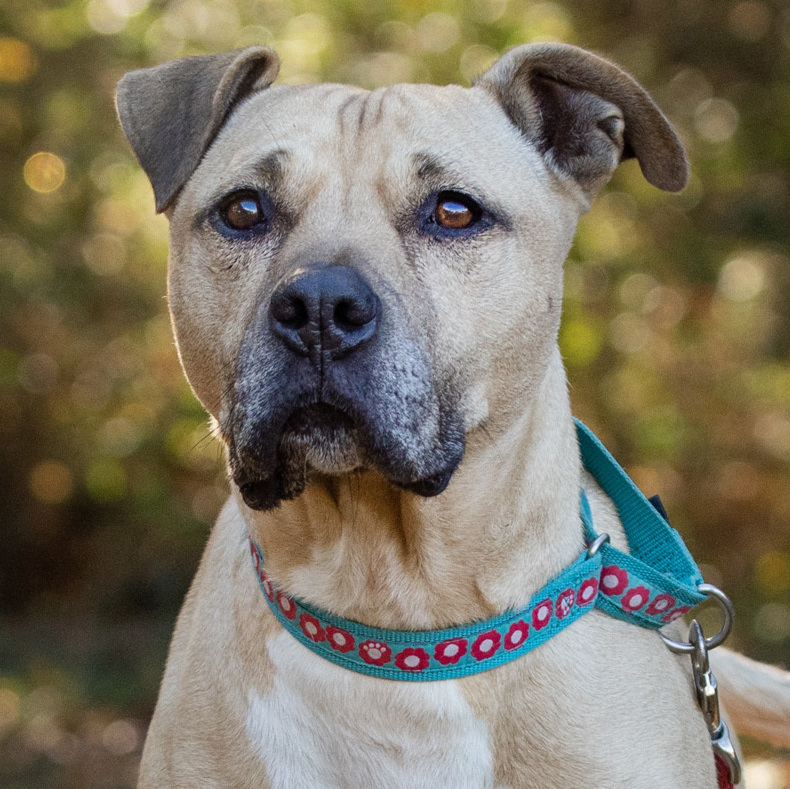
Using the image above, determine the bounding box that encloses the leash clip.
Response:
[687,619,742,786]
[662,594,742,786]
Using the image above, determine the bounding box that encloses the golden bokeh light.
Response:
[0,37,36,83]
[23,152,66,194]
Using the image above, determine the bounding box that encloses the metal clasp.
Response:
[661,585,742,786]
[687,620,742,785]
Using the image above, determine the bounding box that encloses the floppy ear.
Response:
[116,47,280,212]
[475,43,688,197]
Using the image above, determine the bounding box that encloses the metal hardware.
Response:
[689,621,719,728]
[711,720,741,786]
[659,584,735,654]
[661,592,742,785]
[587,532,610,558]
[684,619,742,785]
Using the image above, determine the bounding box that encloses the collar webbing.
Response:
[247,419,707,681]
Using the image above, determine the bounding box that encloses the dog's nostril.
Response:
[334,298,375,330]
[272,295,309,329]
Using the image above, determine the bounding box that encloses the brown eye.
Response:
[434,192,480,230]
[221,193,264,231]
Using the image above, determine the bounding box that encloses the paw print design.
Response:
[555,589,575,619]
[359,640,392,666]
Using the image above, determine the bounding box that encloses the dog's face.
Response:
[117,45,688,510]
[169,82,580,509]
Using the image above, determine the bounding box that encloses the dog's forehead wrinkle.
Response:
[348,87,406,139]
[252,148,289,179]
[336,90,366,139]
[354,91,375,137]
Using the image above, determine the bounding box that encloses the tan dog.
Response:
[117,44,790,788]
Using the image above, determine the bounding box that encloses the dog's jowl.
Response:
[117,43,790,788]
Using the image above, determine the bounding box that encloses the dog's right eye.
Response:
[219,192,266,232]
[419,189,492,240]
[434,193,479,230]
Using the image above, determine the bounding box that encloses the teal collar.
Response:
[247,419,706,681]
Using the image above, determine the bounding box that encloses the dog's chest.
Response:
[245,631,508,789]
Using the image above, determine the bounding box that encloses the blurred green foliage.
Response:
[1,0,789,785]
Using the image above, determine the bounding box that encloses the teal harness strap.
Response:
[575,419,706,628]
[247,419,708,681]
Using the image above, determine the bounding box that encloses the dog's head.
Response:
[117,44,687,511]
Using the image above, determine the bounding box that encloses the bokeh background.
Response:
[1,0,789,786]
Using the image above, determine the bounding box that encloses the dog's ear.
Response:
[116,47,280,212]
[476,43,688,197]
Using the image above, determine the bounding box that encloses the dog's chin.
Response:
[234,403,459,512]
[279,404,362,474]
[236,404,358,511]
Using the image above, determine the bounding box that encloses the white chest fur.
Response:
[246,631,507,789]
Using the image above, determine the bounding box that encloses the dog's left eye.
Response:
[421,191,488,238]
[434,192,480,230]
[219,192,266,231]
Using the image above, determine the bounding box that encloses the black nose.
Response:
[269,265,380,359]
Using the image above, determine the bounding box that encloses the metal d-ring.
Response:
[659,584,735,654]
[587,532,610,558]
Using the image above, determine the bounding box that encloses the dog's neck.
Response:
[239,351,583,630]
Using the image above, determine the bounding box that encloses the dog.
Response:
[116,43,790,788]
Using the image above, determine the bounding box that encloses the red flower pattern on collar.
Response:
[504,620,529,650]
[532,598,553,630]
[577,578,598,606]
[646,593,675,615]
[326,626,355,653]
[601,566,628,596]
[434,638,467,665]
[247,512,705,683]
[395,648,430,672]
[277,590,296,620]
[299,613,325,642]
[471,630,501,661]
[621,586,650,613]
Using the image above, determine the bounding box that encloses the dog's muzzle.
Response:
[226,263,465,511]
